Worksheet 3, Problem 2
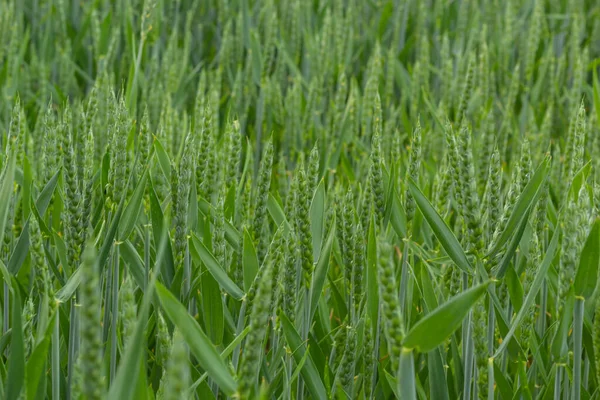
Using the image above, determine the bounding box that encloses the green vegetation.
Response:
[0,0,600,398]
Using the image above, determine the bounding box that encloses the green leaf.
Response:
[0,259,11,286]
[494,208,531,279]
[7,220,30,274]
[551,294,574,359]
[420,267,439,312]
[267,193,290,233]
[310,217,335,322]
[403,281,489,352]
[108,255,156,400]
[408,179,472,274]
[22,156,32,218]
[188,326,251,393]
[55,267,82,303]
[197,196,241,248]
[428,348,449,400]
[53,232,69,279]
[366,213,379,329]
[493,228,559,357]
[487,157,550,257]
[6,282,25,400]
[156,282,237,396]
[190,234,245,300]
[119,240,147,291]
[118,168,148,240]
[8,158,63,275]
[36,168,61,217]
[149,178,174,285]
[200,264,225,346]
[310,179,326,261]
[0,151,17,256]
[593,67,600,131]
[102,151,110,199]
[574,218,600,299]
[98,199,123,271]
[280,313,328,400]
[242,228,259,292]
[26,312,56,400]
[389,190,407,240]
[568,162,592,204]
[398,348,417,400]
[153,139,171,179]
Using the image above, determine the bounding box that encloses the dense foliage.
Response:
[0,0,600,398]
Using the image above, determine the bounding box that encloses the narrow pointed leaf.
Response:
[242,228,259,292]
[403,281,489,352]
[398,348,417,400]
[119,168,148,240]
[6,282,24,400]
[310,217,335,322]
[280,314,328,400]
[156,282,237,396]
[0,151,17,254]
[190,234,244,300]
[408,179,472,273]
[574,218,600,299]
[26,312,56,400]
[309,179,325,261]
[494,208,531,279]
[493,228,559,357]
[487,157,550,257]
[366,213,379,328]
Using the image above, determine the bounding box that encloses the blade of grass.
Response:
[487,157,550,257]
[280,313,328,400]
[190,234,245,300]
[156,281,237,396]
[493,228,559,357]
[408,178,472,274]
[403,281,489,352]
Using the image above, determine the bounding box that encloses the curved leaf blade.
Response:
[408,179,472,274]
[487,157,550,257]
[280,313,328,400]
[574,218,600,299]
[242,228,259,292]
[403,281,489,352]
[156,282,237,396]
[118,168,148,240]
[493,228,559,357]
[190,234,245,300]
[310,217,335,322]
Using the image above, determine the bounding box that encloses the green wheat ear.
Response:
[238,259,274,400]
[377,240,404,372]
[79,239,104,400]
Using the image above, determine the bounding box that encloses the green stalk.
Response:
[109,246,119,383]
[399,239,409,322]
[462,311,474,400]
[487,302,495,399]
[101,212,114,345]
[399,348,417,399]
[3,283,8,335]
[298,288,310,400]
[232,300,247,371]
[554,366,562,400]
[583,356,589,391]
[572,296,584,400]
[67,299,79,400]
[371,310,381,399]
[144,224,150,291]
[52,309,60,400]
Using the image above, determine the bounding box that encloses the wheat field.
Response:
[0,0,599,399]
